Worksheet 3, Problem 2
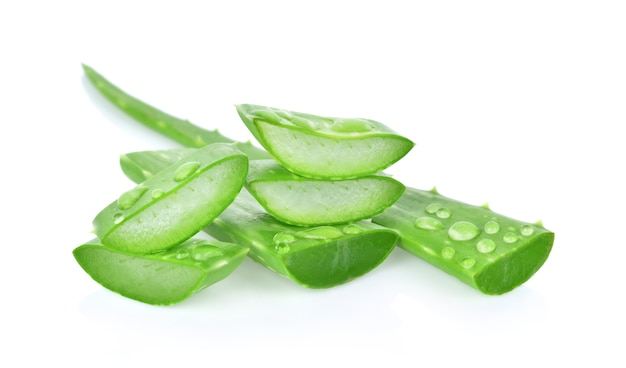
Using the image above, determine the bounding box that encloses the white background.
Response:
[1,1,624,366]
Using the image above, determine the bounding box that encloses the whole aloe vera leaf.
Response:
[93,143,248,254]
[121,150,399,288]
[235,104,415,179]
[372,187,554,295]
[82,64,271,161]
[73,238,248,305]
[246,159,405,226]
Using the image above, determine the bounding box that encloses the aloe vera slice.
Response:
[121,151,399,288]
[246,159,405,226]
[93,143,248,253]
[236,104,415,179]
[73,238,248,305]
[372,187,554,295]
[207,190,398,288]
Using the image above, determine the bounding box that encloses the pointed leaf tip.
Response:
[429,186,439,194]
[481,202,490,210]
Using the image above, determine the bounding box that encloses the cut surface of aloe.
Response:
[236,104,415,179]
[246,159,405,226]
[93,143,248,253]
[73,238,248,305]
[373,187,554,295]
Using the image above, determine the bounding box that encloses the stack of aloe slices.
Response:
[73,144,250,305]
[76,64,555,304]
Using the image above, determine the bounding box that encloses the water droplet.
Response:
[425,203,443,214]
[174,161,201,182]
[441,247,456,259]
[476,239,497,254]
[274,243,291,255]
[436,208,451,219]
[273,232,295,244]
[461,257,476,269]
[191,245,224,261]
[251,109,280,123]
[448,221,481,241]
[113,213,125,224]
[151,189,164,199]
[415,217,445,231]
[521,225,534,236]
[503,232,518,243]
[117,186,148,210]
[273,110,293,119]
[295,226,344,239]
[175,249,190,259]
[290,115,319,130]
[484,221,500,234]
[342,224,362,234]
[330,118,373,133]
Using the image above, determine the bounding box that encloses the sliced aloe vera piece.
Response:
[236,104,415,179]
[246,159,405,226]
[373,188,554,295]
[206,190,398,288]
[121,151,399,288]
[93,143,248,253]
[73,238,248,305]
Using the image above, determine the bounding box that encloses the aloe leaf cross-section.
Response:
[236,104,415,179]
[372,187,554,295]
[246,159,405,226]
[93,143,248,254]
[73,238,248,305]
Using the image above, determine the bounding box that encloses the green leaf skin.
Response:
[82,64,271,161]
[121,151,399,288]
[372,188,554,295]
[93,143,248,254]
[73,238,248,305]
[246,159,406,226]
[236,104,415,179]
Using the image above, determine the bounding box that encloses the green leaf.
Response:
[205,190,398,288]
[372,187,554,295]
[93,143,248,254]
[246,159,405,226]
[73,238,248,305]
[236,104,415,179]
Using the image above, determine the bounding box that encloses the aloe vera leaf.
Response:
[121,151,399,288]
[73,238,248,305]
[84,65,554,293]
[246,159,405,226]
[82,64,271,161]
[235,104,415,179]
[372,187,554,295]
[93,143,248,254]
